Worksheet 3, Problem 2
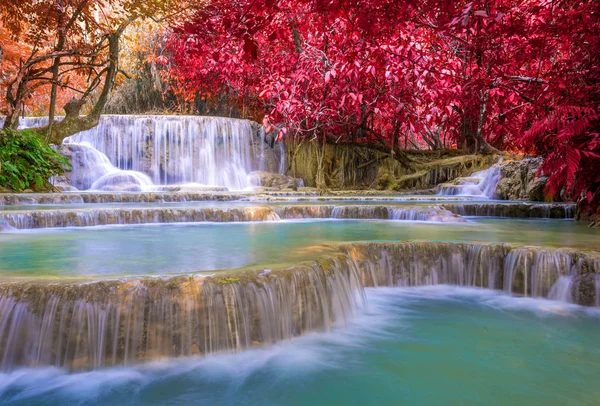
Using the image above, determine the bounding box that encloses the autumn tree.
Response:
[0,0,195,144]
[167,0,598,200]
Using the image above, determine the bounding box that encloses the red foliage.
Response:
[167,0,600,203]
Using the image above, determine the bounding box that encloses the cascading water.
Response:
[0,241,598,371]
[64,115,263,190]
[548,276,574,302]
[446,202,576,218]
[502,248,584,298]
[439,165,501,198]
[65,142,154,191]
[17,115,272,191]
[596,272,600,306]
[0,257,364,371]
[0,205,467,229]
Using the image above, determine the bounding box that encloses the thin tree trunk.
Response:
[474,89,498,153]
[315,133,327,191]
[43,32,123,144]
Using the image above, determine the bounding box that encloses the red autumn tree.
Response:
[167,0,598,199]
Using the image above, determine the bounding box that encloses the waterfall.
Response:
[446,202,577,218]
[0,207,282,229]
[65,142,154,191]
[502,248,588,298]
[64,115,261,190]
[342,242,599,303]
[274,205,464,222]
[548,276,574,302]
[439,165,501,198]
[342,242,510,288]
[0,258,364,371]
[0,241,598,371]
[17,115,267,191]
[0,205,467,229]
[329,206,464,222]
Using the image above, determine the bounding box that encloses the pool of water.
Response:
[1,286,598,406]
[0,218,596,277]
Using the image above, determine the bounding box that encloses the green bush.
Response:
[0,128,70,192]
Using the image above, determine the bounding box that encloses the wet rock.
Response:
[572,273,598,306]
[446,202,576,218]
[250,171,303,189]
[49,175,77,192]
[495,157,550,201]
[156,185,229,192]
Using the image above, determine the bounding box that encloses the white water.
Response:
[439,165,501,198]
[548,275,574,302]
[17,115,271,191]
[67,142,154,191]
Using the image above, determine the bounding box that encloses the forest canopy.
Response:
[0,0,598,205]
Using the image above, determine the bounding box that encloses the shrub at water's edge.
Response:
[0,129,70,192]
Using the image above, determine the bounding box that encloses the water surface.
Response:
[0,218,596,277]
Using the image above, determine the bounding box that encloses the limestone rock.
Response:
[156,185,228,193]
[250,171,303,189]
[572,274,598,306]
[495,157,549,201]
[51,175,79,192]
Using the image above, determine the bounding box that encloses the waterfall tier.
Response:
[0,258,363,370]
[0,205,464,229]
[342,242,599,303]
[0,242,598,371]
[0,202,577,229]
[18,115,283,191]
[446,202,576,218]
[438,165,501,198]
[0,190,321,206]
[0,205,463,229]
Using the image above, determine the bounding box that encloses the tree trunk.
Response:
[292,137,299,191]
[315,135,327,191]
[47,1,67,143]
[473,89,499,154]
[40,33,121,145]
[46,58,61,142]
